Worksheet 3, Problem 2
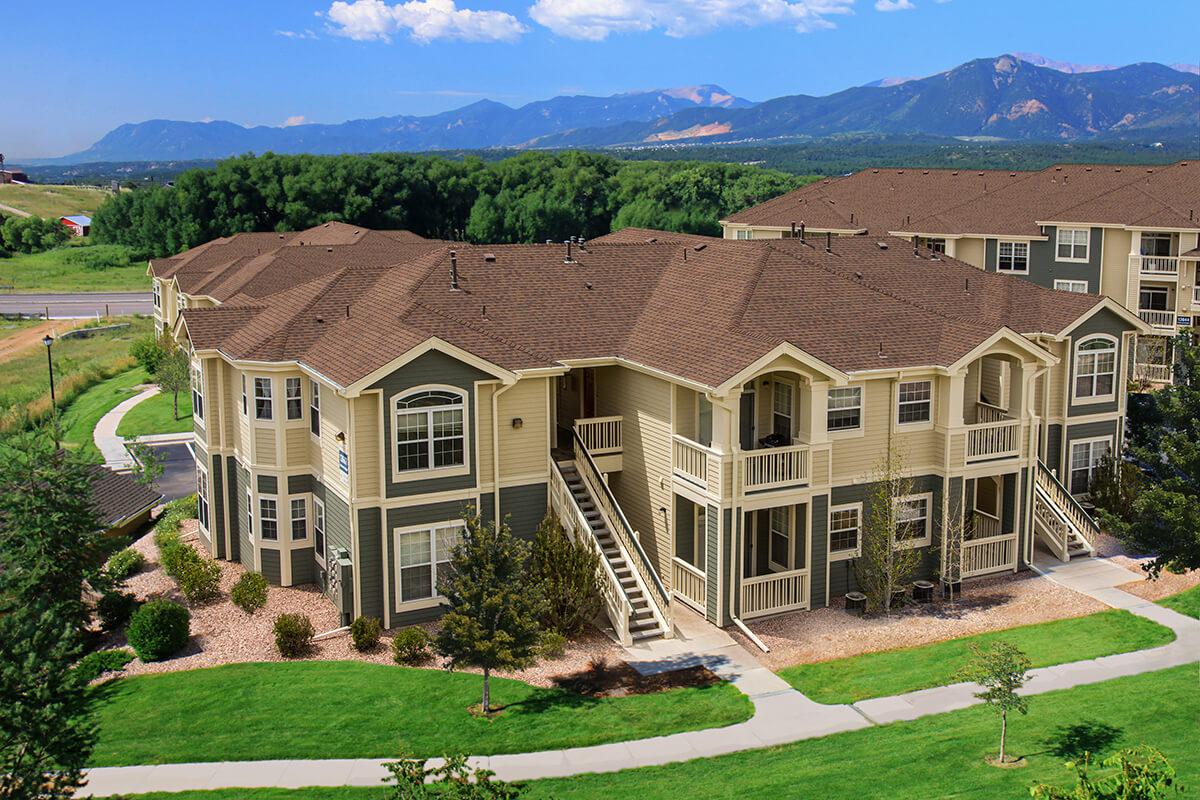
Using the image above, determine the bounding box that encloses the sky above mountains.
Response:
[5,0,1199,157]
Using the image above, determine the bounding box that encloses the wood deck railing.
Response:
[1034,461,1100,547]
[970,510,1001,540]
[673,434,722,496]
[737,443,810,492]
[965,419,1021,462]
[740,568,809,619]
[1132,254,1179,275]
[961,532,1017,578]
[671,557,707,614]
[573,416,622,455]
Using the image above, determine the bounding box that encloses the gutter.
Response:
[492,380,517,521]
[731,616,769,653]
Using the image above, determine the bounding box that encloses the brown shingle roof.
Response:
[88,465,162,528]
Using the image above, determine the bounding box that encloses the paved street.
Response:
[0,291,152,318]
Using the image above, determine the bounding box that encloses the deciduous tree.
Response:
[854,446,924,616]
[959,641,1031,764]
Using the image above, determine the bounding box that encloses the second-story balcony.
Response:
[1131,254,1179,277]
[736,441,810,493]
[964,402,1022,463]
[1138,308,1177,333]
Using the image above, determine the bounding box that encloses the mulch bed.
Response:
[552,658,722,697]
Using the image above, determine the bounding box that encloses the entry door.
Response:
[739,388,756,450]
[556,373,582,428]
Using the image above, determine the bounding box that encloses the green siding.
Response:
[983,226,1102,292]
[291,547,315,585]
[357,506,384,621]
[1067,307,1132,417]
[257,474,278,495]
[210,451,226,560]
[1046,424,1064,474]
[716,507,730,626]
[235,462,253,571]
[499,483,547,541]
[810,494,828,609]
[261,548,281,585]
[225,456,241,563]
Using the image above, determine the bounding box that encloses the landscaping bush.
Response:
[175,554,221,604]
[130,333,173,375]
[391,626,432,665]
[231,571,269,614]
[529,514,601,636]
[97,589,140,632]
[75,648,135,683]
[127,600,190,661]
[105,547,146,580]
[350,615,382,652]
[274,613,315,658]
[538,630,568,660]
[62,243,133,271]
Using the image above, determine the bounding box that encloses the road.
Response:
[149,442,196,503]
[0,291,152,318]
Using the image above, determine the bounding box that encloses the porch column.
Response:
[940,370,967,428]
[807,381,829,444]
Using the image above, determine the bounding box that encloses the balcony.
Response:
[671,557,707,614]
[740,568,810,619]
[736,442,811,493]
[673,435,723,498]
[1133,362,1173,384]
[964,406,1022,463]
[1131,254,1179,277]
[1138,308,1177,332]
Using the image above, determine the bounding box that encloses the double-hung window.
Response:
[997,241,1029,272]
[395,523,465,605]
[196,467,210,532]
[1056,228,1089,261]
[827,387,862,432]
[152,281,161,310]
[772,381,794,438]
[259,497,278,541]
[897,380,932,424]
[310,382,321,437]
[395,389,465,473]
[176,292,187,316]
[254,377,273,420]
[285,377,303,421]
[1070,438,1111,495]
[923,238,947,254]
[290,498,307,540]
[1054,279,1089,293]
[829,504,861,558]
[313,498,326,565]
[1074,337,1116,400]
[768,506,791,571]
[191,362,205,422]
[245,490,254,542]
[735,229,752,240]
[241,375,248,416]
[895,494,931,547]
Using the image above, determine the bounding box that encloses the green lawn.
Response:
[0,245,149,293]
[58,368,149,461]
[0,183,111,219]
[103,665,1200,800]
[1158,584,1200,619]
[777,609,1174,705]
[90,661,752,766]
[117,386,192,437]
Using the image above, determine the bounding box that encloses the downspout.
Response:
[492,380,517,523]
[1024,365,1050,568]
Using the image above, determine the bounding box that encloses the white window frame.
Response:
[245,489,254,544]
[1138,286,1169,312]
[393,520,466,611]
[894,492,933,549]
[152,280,161,310]
[241,375,248,416]
[289,497,308,541]
[310,381,321,438]
[391,385,469,481]
[191,360,205,426]
[313,497,327,567]
[1054,279,1089,294]
[828,502,862,561]
[827,386,862,434]
[196,464,210,534]
[176,291,187,316]
[997,240,1029,273]
[254,376,274,421]
[771,378,795,439]
[1056,228,1090,262]
[1069,436,1112,496]
[897,379,933,426]
[1072,334,1118,404]
[259,495,278,541]
[767,506,792,572]
[735,229,752,240]
[285,376,303,421]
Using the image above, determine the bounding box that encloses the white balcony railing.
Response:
[965,419,1021,462]
[1138,309,1177,330]
[740,568,809,619]
[1132,254,1179,275]
[961,532,1017,578]
[673,435,722,497]
[573,416,622,455]
[971,510,1002,539]
[737,443,810,492]
[1133,362,1173,383]
[671,557,707,613]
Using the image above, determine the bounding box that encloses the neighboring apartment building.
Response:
[721,161,1199,383]
[152,221,1145,643]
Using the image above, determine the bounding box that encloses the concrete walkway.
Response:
[93,386,159,471]
[78,557,1199,797]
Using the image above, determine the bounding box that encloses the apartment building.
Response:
[721,161,1199,383]
[152,221,1144,642]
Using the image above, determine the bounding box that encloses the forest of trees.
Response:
[90,151,810,258]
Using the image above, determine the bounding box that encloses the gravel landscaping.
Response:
[105,518,626,686]
[1090,529,1200,602]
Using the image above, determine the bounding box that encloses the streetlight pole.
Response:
[43,334,57,444]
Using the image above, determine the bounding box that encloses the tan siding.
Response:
[1100,229,1133,303]
[830,377,942,481]
[222,363,237,450]
[236,371,250,456]
[254,427,277,466]
[319,391,350,493]
[476,383,495,485]
[285,427,308,468]
[497,377,549,482]
[353,394,381,498]
[954,237,986,269]
[1044,340,1067,419]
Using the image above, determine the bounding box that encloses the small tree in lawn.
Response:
[155,347,190,421]
[959,641,1031,765]
[854,445,923,616]
[435,508,543,715]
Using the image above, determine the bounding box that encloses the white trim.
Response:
[1068,436,1113,496]
[826,385,863,435]
[391,519,466,612]
[828,501,862,561]
[253,375,274,421]
[894,492,933,549]
[313,496,327,568]
[997,240,1030,274]
[245,488,255,545]
[343,337,516,397]
[1071,334,1118,406]
[196,462,210,535]
[258,494,279,542]
[285,376,303,422]
[896,379,933,427]
[389,384,471,483]
[767,505,793,572]
[289,495,308,542]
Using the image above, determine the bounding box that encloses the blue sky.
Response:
[5,0,1199,158]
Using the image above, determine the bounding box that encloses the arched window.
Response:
[395,388,466,472]
[1074,336,1116,400]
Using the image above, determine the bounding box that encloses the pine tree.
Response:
[435,509,544,714]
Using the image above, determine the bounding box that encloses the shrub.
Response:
[75,649,135,683]
[274,613,315,658]
[62,244,133,271]
[529,514,601,636]
[231,572,269,614]
[391,626,432,665]
[96,589,140,632]
[350,615,383,652]
[538,630,567,660]
[130,333,172,375]
[105,547,146,580]
[127,600,190,661]
[175,554,221,604]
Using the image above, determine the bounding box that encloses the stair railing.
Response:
[1035,460,1100,547]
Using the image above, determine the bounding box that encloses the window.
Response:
[1070,438,1111,495]
[259,497,278,541]
[829,504,861,558]
[310,381,321,437]
[997,241,1029,272]
[152,281,161,309]
[254,377,273,420]
[1054,279,1089,294]
[895,494,932,547]
[196,467,210,532]
[286,377,302,420]
[735,229,752,240]
[768,507,790,570]
[395,523,465,605]
[923,238,946,254]
[827,387,862,432]
[313,498,326,565]
[772,380,793,438]
[1140,232,1173,257]
[191,362,204,422]
[1074,337,1116,400]
[241,375,248,416]
[897,380,932,424]
[176,292,187,315]
[245,490,254,542]
[1056,228,1089,261]
[290,498,307,540]
[1139,286,1169,311]
[395,389,466,473]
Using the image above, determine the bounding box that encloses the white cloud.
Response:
[527,0,855,41]
[282,116,307,127]
[276,29,318,39]
[874,0,914,10]
[326,0,527,43]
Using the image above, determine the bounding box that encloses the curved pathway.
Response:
[94,385,159,470]
[78,557,1200,797]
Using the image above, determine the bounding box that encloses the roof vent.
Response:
[481,304,488,320]
[450,250,460,291]
[315,316,324,324]
[977,171,984,176]
[483,252,496,263]
[585,282,593,290]
[1085,167,1092,172]
[1054,166,1062,171]
[647,237,657,243]
[875,242,888,250]
[871,169,879,174]
[897,169,905,174]
[922,170,929,175]
[323,222,330,227]
[1115,168,1122,172]
[564,239,576,264]
[326,247,333,253]
[1009,172,1016,177]
[951,171,959,176]
[693,243,707,252]
[855,270,864,279]
[878,342,886,359]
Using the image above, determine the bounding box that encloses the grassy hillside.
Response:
[0,244,149,293]
[0,183,113,219]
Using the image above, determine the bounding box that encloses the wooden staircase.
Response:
[1033,460,1099,561]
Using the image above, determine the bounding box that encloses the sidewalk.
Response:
[77,556,1199,796]
[93,386,159,471]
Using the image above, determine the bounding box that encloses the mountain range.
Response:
[44,55,1200,164]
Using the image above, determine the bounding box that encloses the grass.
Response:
[0,245,149,293]
[89,661,753,766]
[117,385,192,437]
[1158,584,1200,619]
[102,665,1200,800]
[58,367,149,461]
[0,315,150,436]
[0,183,111,219]
[777,609,1175,705]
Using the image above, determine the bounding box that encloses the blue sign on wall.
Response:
[339,450,349,475]
[1177,316,1192,327]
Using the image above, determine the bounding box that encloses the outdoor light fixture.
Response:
[335,431,346,443]
[511,417,523,429]
[43,335,58,445]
